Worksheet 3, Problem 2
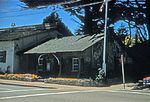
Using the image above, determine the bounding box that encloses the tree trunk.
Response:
[146,0,150,43]
[84,6,93,35]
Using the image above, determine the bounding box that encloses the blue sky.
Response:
[114,20,149,40]
[0,0,82,34]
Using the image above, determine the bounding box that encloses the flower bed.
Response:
[0,74,39,82]
[0,74,105,87]
[44,78,105,87]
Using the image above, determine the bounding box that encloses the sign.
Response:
[121,54,126,89]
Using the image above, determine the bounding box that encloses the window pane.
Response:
[72,58,80,71]
[0,51,6,63]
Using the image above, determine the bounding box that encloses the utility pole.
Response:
[101,0,108,77]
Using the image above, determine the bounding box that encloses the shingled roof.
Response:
[25,33,104,54]
[0,24,48,41]
[0,22,72,41]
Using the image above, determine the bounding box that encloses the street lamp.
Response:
[100,0,109,77]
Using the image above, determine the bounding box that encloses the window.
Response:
[38,57,44,66]
[0,51,6,63]
[72,58,80,72]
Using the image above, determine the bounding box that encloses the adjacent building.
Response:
[0,22,72,73]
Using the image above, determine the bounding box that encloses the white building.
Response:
[0,41,14,73]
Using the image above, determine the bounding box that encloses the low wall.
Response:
[44,78,105,87]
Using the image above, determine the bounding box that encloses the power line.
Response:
[0,1,105,19]
[0,6,49,14]
[0,5,50,14]
[65,1,103,10]
[26,0,81,8]
[0,9,27,14]
[0,0,81,14]
[0,11,49,19]
[1,0,144,14]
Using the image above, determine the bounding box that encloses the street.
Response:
[0,84,150,102]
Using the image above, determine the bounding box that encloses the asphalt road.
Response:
[0,84,150,102]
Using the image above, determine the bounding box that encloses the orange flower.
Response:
[48,77,79,81]
[0,74,39,79]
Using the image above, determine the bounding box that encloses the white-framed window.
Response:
[72,58,80,72]
[0,51,6,63]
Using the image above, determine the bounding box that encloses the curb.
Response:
[0,82,56,89]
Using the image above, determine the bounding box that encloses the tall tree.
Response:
[20,0,149,42]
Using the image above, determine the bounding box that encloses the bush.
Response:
[95,68,105,83]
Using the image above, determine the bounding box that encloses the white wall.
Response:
[0,41,14,73]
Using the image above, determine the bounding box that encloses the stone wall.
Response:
[44,78,105,87]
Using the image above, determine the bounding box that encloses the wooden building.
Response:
[25,34,122,78]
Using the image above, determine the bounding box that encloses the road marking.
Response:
[105,90,150,96]
[0,90,99,100]
[0,87,12,91]
[0,89,149,100]
[0,88,49,93]
[0,84,36,88]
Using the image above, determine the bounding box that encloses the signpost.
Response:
[121,54,126,89]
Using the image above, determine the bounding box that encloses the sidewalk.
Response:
[0,79,134,91]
